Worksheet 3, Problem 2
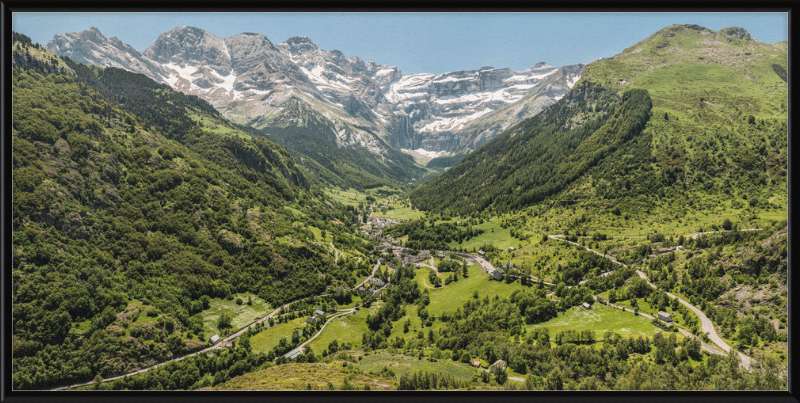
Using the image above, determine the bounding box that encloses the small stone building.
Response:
[658,311,673,323]
[490,359,507,373]
[492,268,505,281]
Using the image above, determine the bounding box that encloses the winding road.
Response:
[284,308,357,358]
[548,233,754,369]
[54,258,385,390]
[54,226,761,390]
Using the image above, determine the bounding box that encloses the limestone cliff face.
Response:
[47,26,584,158]
[47,27,168,80]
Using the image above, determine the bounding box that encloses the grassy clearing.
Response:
[189,113,250,138]
[211,362,396,390]
[374,204,421,221]
[323,187,369,207]
[250,317,307,354]
[356,351,478,382]
[200,293,271,336]
[308,303,383,352]
[415,263,528,317]
[446,218,523,251]
[528,304,666,339]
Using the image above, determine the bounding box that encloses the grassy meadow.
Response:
[200,293,271,336]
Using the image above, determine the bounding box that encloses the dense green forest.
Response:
[385,219,485,251]
[11,35,370,389]
[410,85,653,214]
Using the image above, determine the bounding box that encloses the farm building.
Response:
[658,311,673,323]
[470,360,481,367]
[283,347,305,360]
[582,302,592,310]
[490,359,507,373]
[492,268,505,281]
[210,334,220,344]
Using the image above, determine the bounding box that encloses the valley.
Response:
[10,19,788,392]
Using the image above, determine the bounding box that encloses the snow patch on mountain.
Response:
[401,148,448,158]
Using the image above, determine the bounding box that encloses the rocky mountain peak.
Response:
[282,36,321,56]
[45,26,169,82]
[87,26,105,38]
[718,26,752,41]
[144,26,232,74]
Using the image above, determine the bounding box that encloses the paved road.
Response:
[55,258,385,390]
[330,241,340,262]
[603,301,722,355]
[478,367,525,383]
[634,270,751,368]
[690,228,763,239]
[355,259,382,289]
[549,234,753,369]
[472,255,498,275]
[285,308,357,358]
[548,235,628,267]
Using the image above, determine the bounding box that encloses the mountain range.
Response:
[46,26,583,179]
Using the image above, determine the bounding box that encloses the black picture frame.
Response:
[1,2,796,403]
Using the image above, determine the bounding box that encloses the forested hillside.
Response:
[11,33,369,389]
[411,84,653,214]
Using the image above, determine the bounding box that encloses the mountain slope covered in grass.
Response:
[411,25,787,224]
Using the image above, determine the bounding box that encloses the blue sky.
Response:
[13,12,788,74]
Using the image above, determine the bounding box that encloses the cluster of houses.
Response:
[361,216,400,241]
[357,286,384,297]
[375,242,438,266]
[370,216,398,229]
